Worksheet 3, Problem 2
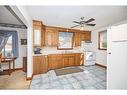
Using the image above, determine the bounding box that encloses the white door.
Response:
[107,23,127,89]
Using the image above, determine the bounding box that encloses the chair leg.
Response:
[9,62,11,75]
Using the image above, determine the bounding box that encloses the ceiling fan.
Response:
[71,17,96,29]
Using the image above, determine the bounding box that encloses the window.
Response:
[57,32,73,50]
[2,36,13,57]
[98,30,107,50]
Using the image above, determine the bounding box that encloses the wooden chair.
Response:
[0,53,2,64]
[0,53,2,72]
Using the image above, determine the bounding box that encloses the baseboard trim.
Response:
[3,68,23,71]
[26,74,33,81]
[95,63,107,68]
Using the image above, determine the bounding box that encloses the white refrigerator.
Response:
[107,23,127,89]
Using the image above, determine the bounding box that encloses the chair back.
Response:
[0,53,2,63]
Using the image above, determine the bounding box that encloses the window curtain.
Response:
[0,30,19,57]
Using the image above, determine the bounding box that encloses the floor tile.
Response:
[30,65,106,90]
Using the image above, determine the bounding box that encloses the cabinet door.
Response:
[63,56,69,67]
[68,56,75,66]
[33,56,48,75]
[81,32,91,41]
[33,20,42,47]
[48,54,63,69]
[41,25,46,46]
[33,56,41,75]
[75,53,84,66]
[63,54,75,67]
[33,29,41,46]
[45,29,58,46]
[74,32,81,46]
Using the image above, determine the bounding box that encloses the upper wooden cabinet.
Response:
[81,32,91,41]
[33,20,45,47]
[73,31,91,47]
[73,32,82,46]
[45,27,58,46]
[33,20,91,47]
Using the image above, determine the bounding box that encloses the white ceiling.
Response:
[0,6,22,25]
[24,6,127,31]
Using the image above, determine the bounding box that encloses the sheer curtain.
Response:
[0,30,19,70]
[0,30,19,57]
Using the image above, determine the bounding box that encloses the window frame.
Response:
[98,30,107,50]
[57,31,74,50]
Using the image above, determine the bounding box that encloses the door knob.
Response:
[108,52,111,54]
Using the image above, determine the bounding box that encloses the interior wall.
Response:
[16,6,33,78]
[91,27,107,66]
[0,26,27,69]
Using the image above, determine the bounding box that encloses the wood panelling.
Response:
[33,56,48,75]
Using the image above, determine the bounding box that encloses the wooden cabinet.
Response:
[73,32,81,46]
[33,56,48,75]
[33,20,45,47]
[75,53,84,66]
[81,32,91,41]
[48,53,83,70]
[45,28,58,46]
[48,54,63,69]
[63,54,75,67]
[73,31,91,47]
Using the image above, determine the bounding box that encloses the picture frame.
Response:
[21,39,27,45]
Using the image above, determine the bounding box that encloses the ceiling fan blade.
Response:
[85,18,95,23]
[71,25,80,28]
[86,24,96,26]
[73,21,81,24]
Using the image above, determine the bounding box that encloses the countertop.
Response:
[33,50,84,56]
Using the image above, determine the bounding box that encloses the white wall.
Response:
[0,26,27,69]
[15,6,33,78]
[91,28,107,66]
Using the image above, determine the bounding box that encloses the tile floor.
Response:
[30,65,106,90]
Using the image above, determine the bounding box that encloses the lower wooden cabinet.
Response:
[33,55,48,75]
[48,53,84,70]
[75,53,84,66]
[33,53,84,75]
[48,54,63,69]
[63,54,75,67]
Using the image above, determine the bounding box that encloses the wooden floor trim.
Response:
[2,68,23,71]
[95,63,107,68]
